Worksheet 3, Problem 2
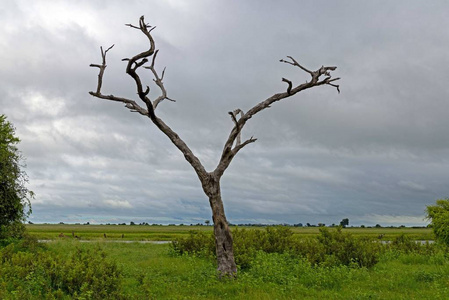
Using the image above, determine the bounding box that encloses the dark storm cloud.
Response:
[1,0,448,226]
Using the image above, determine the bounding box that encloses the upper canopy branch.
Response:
[228,109,244,146]
[90,16,207,183]
[89,44,114,95]
[89,44,149,116]
[89,16,175,115]
[280,56,340,92]
[90,17,340,186]
[144,50,176,109]
[215,58,340,177]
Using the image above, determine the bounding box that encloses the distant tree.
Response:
[0,115,33,239]
[89,16,340,277]
[340,218,349,228]
[426,198,449,246]
[205,220,210,226]
[130,221,136,226]
[375,224,382,228]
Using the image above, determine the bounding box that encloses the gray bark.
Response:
[89,16,339,278]
[202,174,237,276]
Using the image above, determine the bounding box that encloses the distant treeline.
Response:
[30,221,428,228]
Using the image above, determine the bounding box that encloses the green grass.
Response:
[26,224,434,241]
[1,227,447,299]
[26,224,213,241]
[40,240,449,299]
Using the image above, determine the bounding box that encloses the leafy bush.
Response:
[171,230,215,257]
[233,226,295,269]
[0,239,124,299]
[292,227,381,268]
[426,198,449,246]
[0,115,33,240]
[172,226,382,269]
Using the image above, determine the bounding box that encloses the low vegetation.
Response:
[0,226,448,299]
[171,226,436,269]
[0,237,123,299]
[25,223,433,241]
[426,198,449,246]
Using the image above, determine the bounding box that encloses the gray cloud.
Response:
[1,0,448,226]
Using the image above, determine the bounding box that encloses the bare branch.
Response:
[123,16,157,111]
[89,44,114,94]
[215,59,340,177]
[282,78,292,95]
[125,23,141,30]
[144,49,176,109]
[228,109,244,146]
[231,136,257,156]
[280,56,313,74]
[89,44,151,116]
[90,16,207,183]
[161,67,166,80]
[88,91,149,116]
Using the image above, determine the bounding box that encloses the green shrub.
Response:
[171,226,382,270]
[0,240,124,299]
[292,227,381,268]
[426,198,449,246]
[233,226,295,269]
[171,230,215,257]
[389,233,436,256]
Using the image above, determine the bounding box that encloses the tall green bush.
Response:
[426,198,449,246]
[0,115,33,240]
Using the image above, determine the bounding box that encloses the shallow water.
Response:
[38,239,171,244]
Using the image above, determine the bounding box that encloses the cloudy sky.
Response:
[1,0,448,226]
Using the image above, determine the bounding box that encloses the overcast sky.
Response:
[1,0,448,226]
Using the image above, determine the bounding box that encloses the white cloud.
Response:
[360,214,428,226]
[397,180,427,192]
[103,199,133,209]
[27,92,66,116]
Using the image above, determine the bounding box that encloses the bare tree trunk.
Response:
[203,176,237,276]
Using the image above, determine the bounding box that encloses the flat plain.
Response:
[26,223,434,241]
[1,224,446,299]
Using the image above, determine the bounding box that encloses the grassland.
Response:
[42,240,449,299]
[1,225,447,299]
[26,223,434,241]
[26,223,212,241]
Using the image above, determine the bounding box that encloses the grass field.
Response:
[26,223,434,241]
[1,225,447,299]
[26,240,449,299]
[26,224,212,241]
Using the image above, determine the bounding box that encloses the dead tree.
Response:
[89,16,340,277]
